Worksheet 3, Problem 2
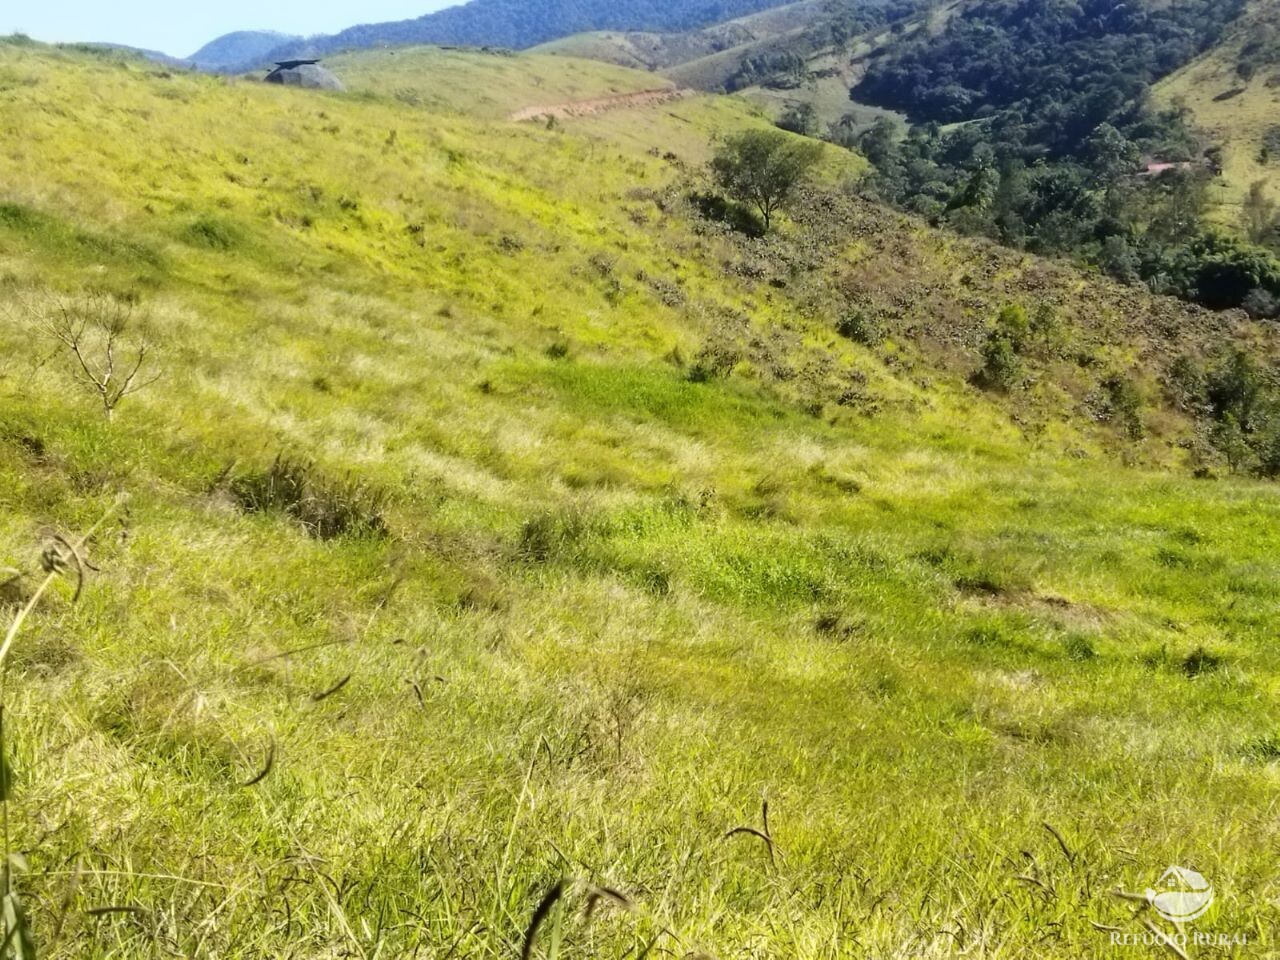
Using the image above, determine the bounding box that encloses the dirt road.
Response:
[508,87,692,122]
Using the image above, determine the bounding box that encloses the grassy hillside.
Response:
[530,1,944,136]
[327,44,816,166]
[326,45,672,119]
[2,36,1280,959]
[667,0,949,131]
[1155,0,1280,227]
[531,1,827,73]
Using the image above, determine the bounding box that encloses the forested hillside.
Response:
[1156,0,1280,233]
[846,0,1280,316]
[256,0,801,67]
[854,0,1242,128]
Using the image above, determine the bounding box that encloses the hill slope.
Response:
[1,37,1280,959]
[326,44,677,118]
[1155,0,1280,229]
[531,0,828,72]
[254,0,802,68]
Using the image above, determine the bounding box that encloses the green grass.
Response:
[0,37,1278,958]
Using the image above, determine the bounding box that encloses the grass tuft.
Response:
[180,216,242,251]
[517,506,594,563]
[229,454,389,540]
[1180,645,1225,677]
[1242,734,1280,762]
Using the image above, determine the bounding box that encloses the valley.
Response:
[1,2,1280,957]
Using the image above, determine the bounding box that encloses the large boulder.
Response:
[264,61,345,91]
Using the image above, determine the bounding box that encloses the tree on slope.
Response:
[711,130,823,231]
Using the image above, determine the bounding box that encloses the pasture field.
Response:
[0,37,1277,958]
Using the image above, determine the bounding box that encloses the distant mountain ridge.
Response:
[188,30,302,70]
[234,0,801,69]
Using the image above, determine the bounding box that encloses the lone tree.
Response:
[710,129,823,231]
[41,291,158,421]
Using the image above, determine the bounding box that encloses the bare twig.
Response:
[723,796,777,865]
[241,637,352,667]
[520,880,564,960]
[1042,822,1076,867]
[240,738,276,788]
[310,675,352,702]
[1140,917,1189,960]
[40,292,159,421]
[0,497,126,671]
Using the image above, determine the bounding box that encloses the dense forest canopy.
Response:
[844,0,1280,316]
[855,0,1244,133]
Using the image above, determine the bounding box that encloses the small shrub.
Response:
[40,290,158,421]
[995,304,1030,349]
[814,610,860,641]
[1260,125,1280,165]
[687,335,743,383]
[1029,302,1067,353]
[455,570,510,613]
[970,304,1034,391]
[1211,415,1253,474]
[1101,374,1145,440]
[1255,423,1280,477]
[645,274,685,307]
[1139,644,1169,668]
[182,216,241,251]
[0,201,40,232]
[230,455,388,540]
[964,624,1009,646]
[587,253,617,277]
[1164,355,1205,412]
[835,311,879,345]
[638,566,671,596]
[1206,349,1264,431]
[955,573,1007,596]
[776,102,818,137]
[0,570,31,608]
[1063,633,1096,662]
[974,334,1021,392]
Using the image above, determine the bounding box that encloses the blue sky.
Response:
[8,0,457,58]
